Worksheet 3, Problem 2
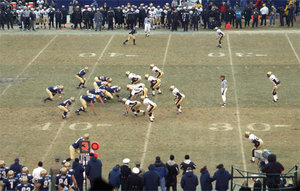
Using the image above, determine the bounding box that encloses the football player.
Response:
[122,98,145,117]
[220,75,228,107]
[125,71,142,84]
[155,5,163,29]
[170,86,185,114]
[17,167,33,184]
[35,170,51,191]
[141,96,157,122]
[16,177,34,191]
[94,76,112,83]
[267,72,280,102]
[2,170,19,191]
[127,85,148,100]
[75,94,101,115]
[87,89,105,104]
[55,168,73,191]
[64,134,89,162]
[43,85,64,102]
[106,86,122,101]
[150,64,164,79]
[126,83,145,90]
[76,67,88,89]
[0,160,9,182]
[123,26,137,45]
[144,14,152,37]
[145,74,161,96]
[245,131,264,163]
[93,81,108,90]
[214,27,224,48]
[149,6,156,29]
[58,97,75,119]
[63,163,78,190]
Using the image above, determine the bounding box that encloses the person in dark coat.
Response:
[143,164,160,191]
[72,6,82,29]
[55,8,62,29]
[121,158,131,191]
[5,7,14,29]
[138,4,145,28]
[262,154,284,190]
[107,7,114,30]
[9,158,23,175]
[202,8,209,29]
[61,5,67,28]
[126,167,143,191]
[171,9,179,31]
[115,7,123,29]
[180,167,198,191]
[0,10,5,30]
[108,165,121,189]
[200,166,213,191]
[72,158,84,191]
[165,155,179,191]
[180,155,196,175]
[86,153,102,187]
[89,7,95,29]
[83,9,90,29]
[212,164,231,191]
[154,156,168,191]
[243,5,252,27]
[251,175,262,191]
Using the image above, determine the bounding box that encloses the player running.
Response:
[58,97,75,119]
[214,27,224,48]
[141,96,157,122]
[123,26,137,45]
[150,64,164,79]
[144,14,152,37]
[220,75,228,107]
[125,71,142,84]
[76,67,88,89]
[43,85,64,102]
[170,86,185,114]
[267,71,280,102]
[122,98,145,117]
[75,94,101,115]
[145,74,161,96]
[245,131,264,163]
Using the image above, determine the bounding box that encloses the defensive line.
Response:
[285,33,300,65]
[0,35,58,97]
[140,34,172,168]
[226,34,247,171]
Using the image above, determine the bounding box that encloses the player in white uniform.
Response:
[144,14,152,37]
[245,131,263,163]
[145,74,161,96]
[150,64,164,78]
[170,86,185,114]
[125,71,142,84]
[127,85,148,100]
[155,6,163,28]
[34,7,41,29]
[41,7,49,29]
[149,7,156,29]
[122,98,145,117]
[141,96,157,122]
[267,71,280,102]
[214,27,224,48]
[220,75,228,107]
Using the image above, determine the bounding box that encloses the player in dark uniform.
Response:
[17,167,33,184]
[64,163,78,190]
[76,67,88,89]
[43,85,64,102]
[2,170,19,191]
[94,76,112,83]
[55,168,73,191]
[75,94,101,115]
[0,160,9,182]
[106,86,122,101]
[123,26,137,45]
[36,170,51,191]
[58,97,75,119]
[16,177,34,191]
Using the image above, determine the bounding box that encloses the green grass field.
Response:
[0,29,300,189]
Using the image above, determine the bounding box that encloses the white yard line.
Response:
[41,35,114,161]
[285,33,300,65]
[0,35,58,97]
[140,34,172,168]
[226,34,247,171]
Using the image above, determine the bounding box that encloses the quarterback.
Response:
[76,67,88,89]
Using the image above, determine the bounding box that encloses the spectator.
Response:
[180,155,196,175]
[200,166,213,191]
[180,167,198,191]
[108,164,121,190]
[143,164,160,191]
[107,7,114,30]
[94,8,103,31]
[287,4,294,27]
[239,181,251,191]
[154,156,168,191]
[49,156,62,191]
[212,164,231,191]
[135,161,145,177]
[61,5,67,28]
[126,167,143,191]
[9,158,23,175]
[252,175,262,191]
[171,0,178,8]
[252,8,259,27]
[120,158,131,191]
[29,8,36,31]
[243,5,252,27]
[202,8,209,29]
[32,161,45,183]
[225,6,235,27]
[86,153,102,187]
[235,7,242,28]
[260,4,269,26]
[5,7,14,30]
[55,8,62,29]
[0,10,4,30]
[36,0,44,8]
[165,155,179,191]
[91,0,98,9]
[262,154,284,189]
[72,158,84,191]
[269,5,276,26]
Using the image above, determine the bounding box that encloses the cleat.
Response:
[77,86,81,89]
[82,86,86,88]
[62,115,66,119]
[149,118,154,122]
[158,91,162,94]
[75,110,80,115]
[134,114,138,118]
[43,99,46,103]
[221,103,226,107]
[143,111,146,115]
[217,45,222,48]
[123,42,126,45]
[250,160,255,163]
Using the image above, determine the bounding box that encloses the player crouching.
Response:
[145,74,161,96]
[58,97,75,119]
[170,86,185,114]
[127,85,148,100]
[44,85,64,102]
[86,88,105,104]
[122,98,145,117]
[94,76,112,83]
[267,71,280,102]
[150,64,164,79]
[76,67,88,89]
[123,26,137,45]
[214,27,224,48]
[141,96,157,122]
[125,71,142,84]
[75,94,101,115]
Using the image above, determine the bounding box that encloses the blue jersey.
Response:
[59,99,72,107]
[111,86,120,93]
[96,76,109,81]
[77,69,86,77]
[88,89,104,96]
[2,177,19,191]
[72,137,84,149]
[82,94,96,103]
[0,167,9,180]
[48,85,62,94]
[99,85,108,91]
[16,183,34,191]
[67,169,75,176]
[37,176,51,191]
[55,174,73,190]
[17,173,33,184]
[129,28,136,34]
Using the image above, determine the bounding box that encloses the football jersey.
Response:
[217,29,224,36]
[17,174,33,183]
[128,73,140,80]
[59,99,72,107]
[221,80,228,89]
[128,83,144,89]
[55,174,73,190]
[155,8,162,17]
[147,76,157,83]
[0,167,9,180]
[172,88,185,98]
[152,66,162,73]
[131,88,144,96]
[149,10,156,18]
[16,183,34,191]
[269,74,280,85]
[67,169,75,176]
[129,28,136,35]
[77,69,86,77]
[249,134,261,144]
[82,94,96,103]
[89,89,104,96]
[2,177,19,191]
[144,17,152,24]
[111,86,120,93]
[41,9,49,18]
[143,98,155,106]
[72,137,84,149]
[125,100,138,107]
[48,85,62,93]
[37,176,51,191]
[95,81,106,87]
[96,76,109,81]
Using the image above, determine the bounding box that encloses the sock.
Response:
[82,81,86,86]
[133,39,136,44]
[273,94,278,101]
[149,113,152,117]
[177,105,180,109]
[137,110,140,113]
[252,157,255,162]
[63,111,67,115]
[132,109,136,112]
[78,83,82,87]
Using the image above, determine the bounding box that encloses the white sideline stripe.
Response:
[41,35,114,161]
[226,34,247,171]
[0,35,58,97]
[140,34,172,168]
[285,33,300,65]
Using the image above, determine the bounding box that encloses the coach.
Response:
[86,153,102,187]
[212,164,231,191]
[262,154,284,189]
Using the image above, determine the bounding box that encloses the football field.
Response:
[0,30,300,188]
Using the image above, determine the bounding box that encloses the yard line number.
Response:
[32,122,112,131]
[209,122,290,131]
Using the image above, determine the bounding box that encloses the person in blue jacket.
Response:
[9,158,23,175]
[86,153,102,187]
[212,164,232,191]
[154,156,168,191]
[180,167,198,191]
[108,164,121,189]
[200,166,213,191]
[72,158,84,191]
[143,164,160,191]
